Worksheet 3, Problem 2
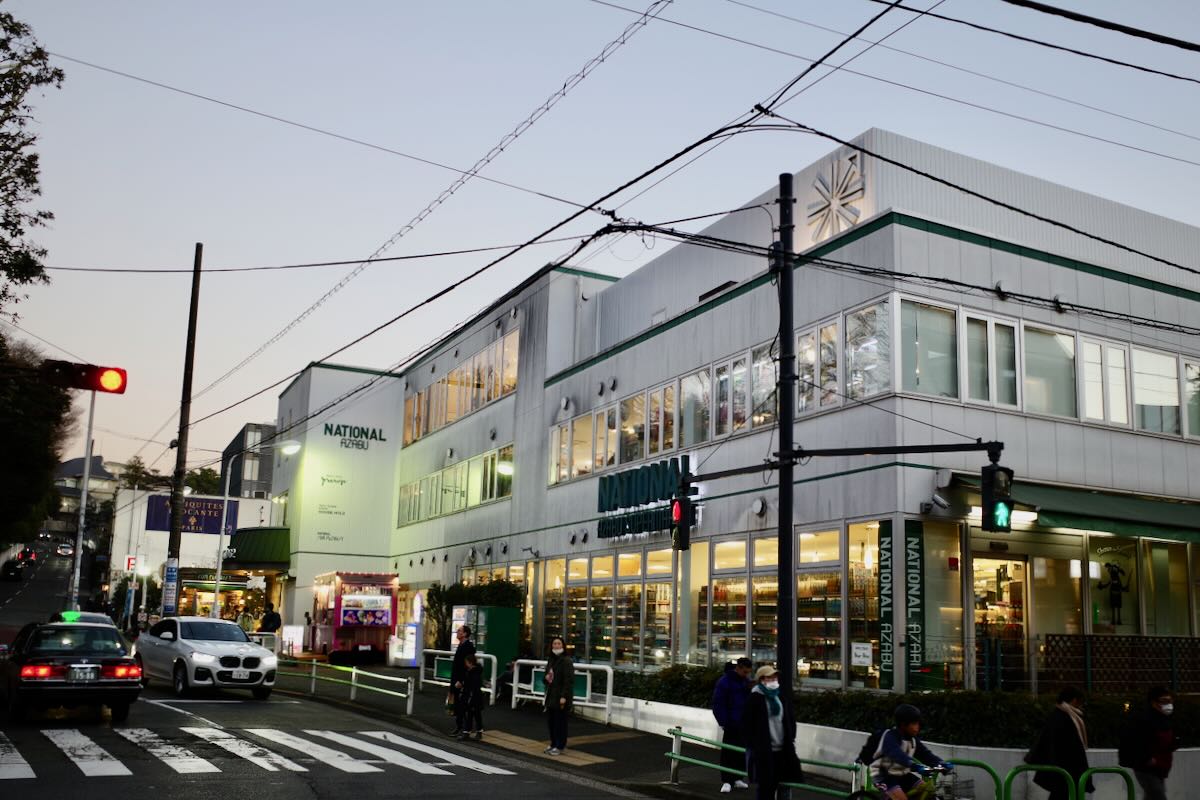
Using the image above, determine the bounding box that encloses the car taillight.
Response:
[101,664,141,679]
[20,665,65,679]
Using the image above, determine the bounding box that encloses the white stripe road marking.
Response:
[304,731,452,775]
[359,731,516,775]
[244,729,382,774]
[180,727,306,772]
[115,729,220,774]
[0,732,35,780]
[41,729,131,777]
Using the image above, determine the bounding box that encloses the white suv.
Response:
[133,617,276,700]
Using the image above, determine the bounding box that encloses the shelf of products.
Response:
[750,575,778,663]
[643,582,672,667]
[613,583,641,667]
[565,586,588,656]
[589,585,613,662]
[709,577,748,662]
[797,571,841,682]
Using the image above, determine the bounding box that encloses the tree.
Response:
[0,10,63,316]
[119,455,170,489]
[185,466,221,496]
[0,336,74,545]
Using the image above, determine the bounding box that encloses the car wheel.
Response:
[172,663,189,697]
[109,702,131,723]
[135,655,149,687]
[251,687,272,701]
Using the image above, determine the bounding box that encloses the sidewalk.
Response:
[272,662,846,799]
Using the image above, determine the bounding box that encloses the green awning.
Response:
[225,526,290,568]
[954,475,1200,542]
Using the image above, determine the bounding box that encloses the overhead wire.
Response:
[998,0,1200,53]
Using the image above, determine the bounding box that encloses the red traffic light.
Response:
[40,360,128,394]
[671,498,683,524]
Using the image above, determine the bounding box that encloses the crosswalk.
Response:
[0,726,515,780]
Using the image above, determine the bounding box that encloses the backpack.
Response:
[857,727,888,765]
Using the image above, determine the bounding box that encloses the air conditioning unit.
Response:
[252,491,267,499]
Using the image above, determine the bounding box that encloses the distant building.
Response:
[220,423,276,499]
[53,455,118,515]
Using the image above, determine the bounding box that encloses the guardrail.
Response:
[248,632,279,654]
[276,657,415,715]
[417,649,499,705]
[511,659,615,725]
[1078,766,1135,800]
[1003,764,1076,800]
[665,726,858,799]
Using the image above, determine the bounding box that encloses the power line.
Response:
[751,113,1200,280]
[0,319,90,362]
[722,0,1200,147]
[999,0,1200,53]
[193,0,672,404]
[865,0,1200,86]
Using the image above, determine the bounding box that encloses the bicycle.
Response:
[848,763,957,800]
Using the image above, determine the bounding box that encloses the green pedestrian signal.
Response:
[981,463,1014,532]
[993,499,1012,530]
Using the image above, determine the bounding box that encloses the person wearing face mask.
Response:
[742,665,801,800]
[1027,687,1094,800]
[543,636,574,755]
[1119,687,1178,800]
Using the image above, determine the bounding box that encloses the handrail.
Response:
[1004,764,1076,800]
[511,658,614,724]
[1078,766,1135,800]
[275,657,415,715]
[951,757,1002,800]
[417,648,499,705]
[665,727,856,772]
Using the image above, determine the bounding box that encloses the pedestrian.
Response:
[712,657,753,792]
[448,625,476,737]
[1027,687,1093,800]
[258,602,282,633]
[457,653,485,741]
[873,704,953,800]
[1119,686,1178,800]
[303,611,313,650]
[743,665,802,800]
[236,606,255,633]
[543,636,574,755]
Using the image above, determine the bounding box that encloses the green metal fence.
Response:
[276,657,415,714]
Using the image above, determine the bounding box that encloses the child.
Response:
[457,653,484,741]
[874,704,952,799]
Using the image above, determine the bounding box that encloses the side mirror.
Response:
[159,631,175,641]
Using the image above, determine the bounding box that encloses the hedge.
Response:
[610,665,1199,749]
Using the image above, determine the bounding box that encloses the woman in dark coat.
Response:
[742,665,801,800]
[543,636,574,755]
[1027,687,1094,800]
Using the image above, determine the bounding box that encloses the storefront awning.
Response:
[225,526,290,570]
[953,474,1200,542]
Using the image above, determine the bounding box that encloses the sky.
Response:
[4,0,1199,476]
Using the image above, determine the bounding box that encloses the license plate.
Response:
[232,668,250,680]
[357,644,372,651]
[69,667,96,682]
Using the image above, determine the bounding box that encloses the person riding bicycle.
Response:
[874,704,953,799]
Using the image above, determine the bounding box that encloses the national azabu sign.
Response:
[596,455,695,539]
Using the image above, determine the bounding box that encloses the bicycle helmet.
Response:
[894,703,922,726]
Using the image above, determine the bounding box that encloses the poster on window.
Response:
[340,594,392,626]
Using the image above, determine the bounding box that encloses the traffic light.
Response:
[40,360,128,394]
[981,463,1014,532]
[671,495,691,551]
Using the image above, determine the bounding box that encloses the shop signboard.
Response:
[878,521,893,690]
[904,520,925,683]
[851,641,873,668]
[596,455,690,539]
[145,495,239,535]
[340,594,392,626]
[162,558,179,616]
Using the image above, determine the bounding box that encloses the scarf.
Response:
[1058,701,1088,749]
[763,685,782,717]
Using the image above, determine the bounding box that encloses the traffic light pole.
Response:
[774,173,797,695]
[68,390,96,611]
[164,242,204,616]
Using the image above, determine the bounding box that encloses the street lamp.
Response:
[136,564,150,614]
[211,439,300,618]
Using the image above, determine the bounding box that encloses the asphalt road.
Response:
[0,542,642,799]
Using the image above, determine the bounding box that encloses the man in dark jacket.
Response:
[449,625,476,736]
[874,704,951,799]
[258,603,281,633]
[1028,687,1093,800]
[742,665,800,800]
[712,657,753,792]
[1119,686,1177,800]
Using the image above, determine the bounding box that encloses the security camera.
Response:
[931,493,951,510]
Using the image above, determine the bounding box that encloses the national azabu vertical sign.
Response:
[596,455,696,539]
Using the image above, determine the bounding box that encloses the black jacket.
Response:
[461,664,485,710]
[544,652,575,711]
[1028,707,1093,795]
[1119,707,1177,778]
[451,638,476,686]
[742,687,800,785]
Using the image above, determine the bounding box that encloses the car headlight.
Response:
[261,655,277,668]
[190,652,217,665]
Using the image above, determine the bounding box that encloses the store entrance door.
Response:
[972,557,1029,690]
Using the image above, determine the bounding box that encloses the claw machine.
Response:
[313,571,397,662]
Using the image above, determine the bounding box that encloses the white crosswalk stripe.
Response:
[359,730,516,775]
[180,727,307,772]
[244,729,382,773]
[304,730,452,775]
[0,732,35,780]
[42,729,131,777]
[115,728,220,774]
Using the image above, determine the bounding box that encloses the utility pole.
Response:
[68,394,96,610]
[774,173,797,694]
[164,242,203,616]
